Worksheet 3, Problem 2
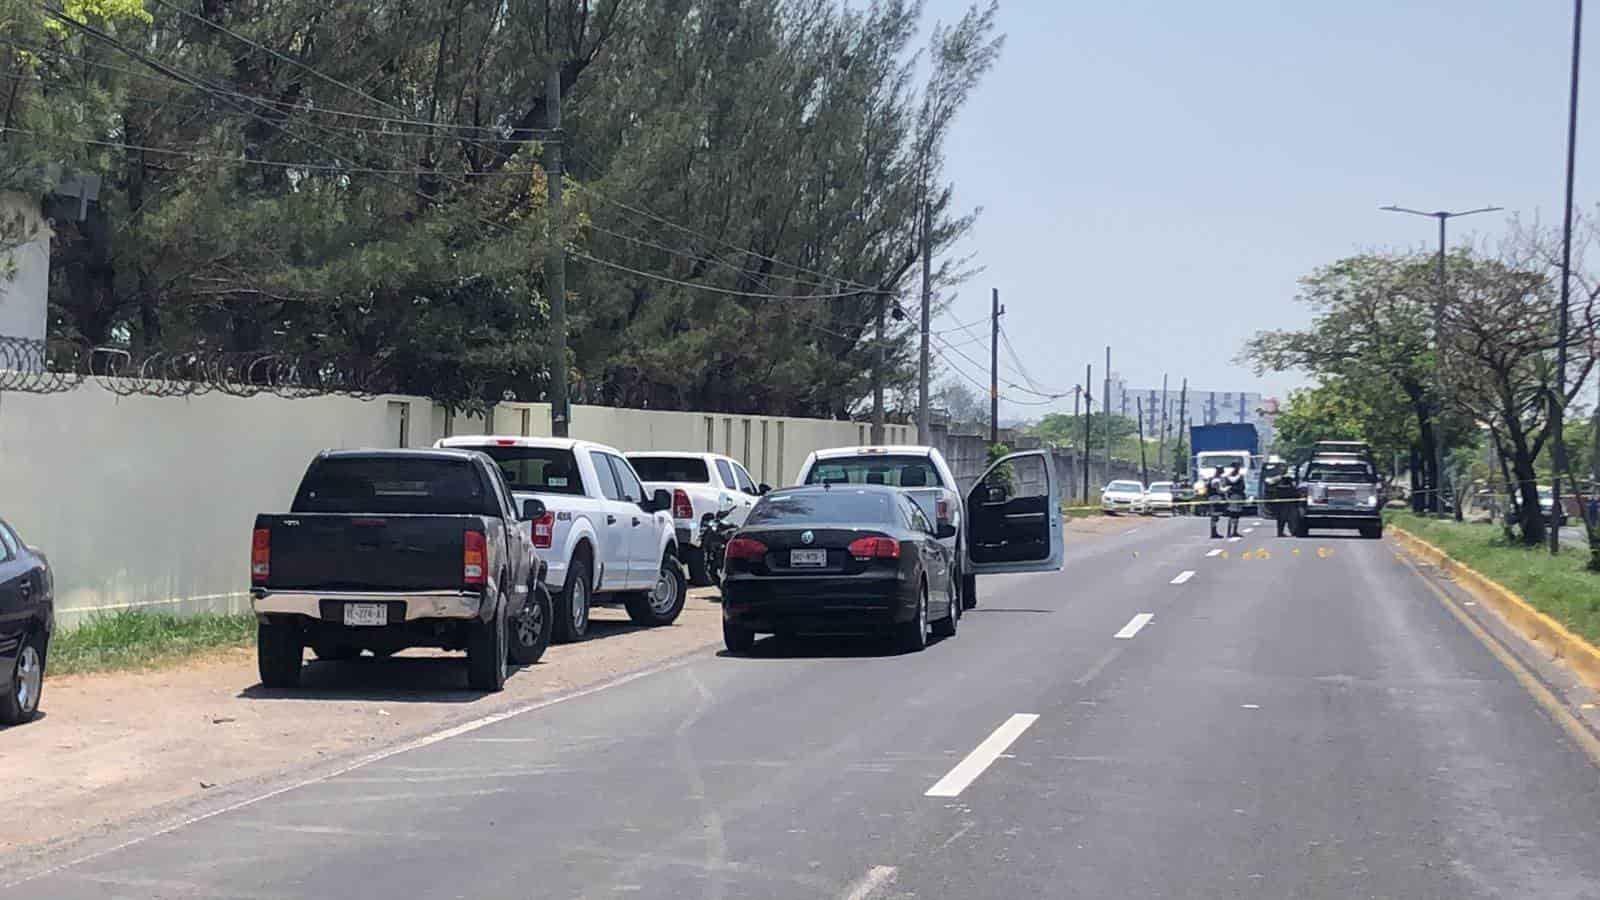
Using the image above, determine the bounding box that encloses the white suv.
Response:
[437,437,685,642]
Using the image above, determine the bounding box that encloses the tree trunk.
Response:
[1418,412,1440,514]
[1492,430,1517,543]
[1511,452,1545,545]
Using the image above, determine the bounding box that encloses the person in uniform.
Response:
[1203,466,1226,539]
[1222,462,1247,538]
[1261,457,1300,537]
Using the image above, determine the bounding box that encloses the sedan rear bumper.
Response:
[721,574,917,633]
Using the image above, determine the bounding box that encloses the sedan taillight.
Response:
[724,536,768,561]
[847,535,901,560]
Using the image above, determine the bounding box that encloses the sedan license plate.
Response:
[789,549,827,568]
[342,603,388,627]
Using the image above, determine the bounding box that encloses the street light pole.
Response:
[1550,0,1584,554]
[1380,202,1503,514]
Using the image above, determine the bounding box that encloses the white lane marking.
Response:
[1124,528,1141,535]
[1228,536,1242,543]
[0,649,708,891]
[1074,647,1122,685]
[1205,549,1223,558]
[1170,570,1196,584]
[1243,527,1255,534]
[841,865,898,900]
[925,714,1040,798]
[1241,704,1260,710]
[1114,613,1155,639]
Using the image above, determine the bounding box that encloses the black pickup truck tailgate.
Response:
[256,514,485,592]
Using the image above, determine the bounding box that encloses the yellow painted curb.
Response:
[1391,524,1600,692]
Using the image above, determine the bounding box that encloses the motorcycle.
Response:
[699,508,739,594]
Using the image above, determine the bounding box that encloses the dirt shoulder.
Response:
[1,592,723,856]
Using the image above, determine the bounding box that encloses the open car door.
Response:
[964,450,1063,575]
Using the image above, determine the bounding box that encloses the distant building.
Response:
[1106,376,1277,451]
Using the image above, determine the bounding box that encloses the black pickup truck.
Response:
[251,449,551,691]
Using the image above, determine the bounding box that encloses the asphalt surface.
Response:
[7,518,1600,899]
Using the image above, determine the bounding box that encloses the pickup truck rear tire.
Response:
[723,621,755,653]
[257,622,304,689]
[961,571,978,610]
[467,600,508,692]
[554,559,592,644]
[509,582,553,665]
[625,553,688,627]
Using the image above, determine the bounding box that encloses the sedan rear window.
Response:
[747,489,895,525]
[628,456,711,484]
[293,457,494,515]
[804,455,942,488]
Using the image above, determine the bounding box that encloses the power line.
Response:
[929,341,1058,407]
[931,332,1067,400]
[583,219,876,294]
[998,324,1072,396]
[572,251,876,301]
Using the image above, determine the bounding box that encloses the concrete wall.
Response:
[931,427,1143,506]
[0,192,50,350]
[0,383,904,625]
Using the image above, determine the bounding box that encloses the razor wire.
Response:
[0,336,387,399]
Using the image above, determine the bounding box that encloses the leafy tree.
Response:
[1271,376,1417,468]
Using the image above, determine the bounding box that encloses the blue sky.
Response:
[923,0,1595,418]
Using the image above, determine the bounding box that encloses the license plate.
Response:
[790,549,827,567]
[343,603,388,627]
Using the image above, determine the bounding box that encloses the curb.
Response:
[1391,524,1600,692]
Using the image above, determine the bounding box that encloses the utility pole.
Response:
[871,290,886,444]
[989,288,1002,444]
[1176,378,1188,477]
[1550,0,1583,554]
[1381,202,1502,512]
[1136,397,1149,486]
[1103,347,1112,476]
[1156,373,1169,481]
[917,199,932,444]
[1082,364,1093,502]
[1071,386,1082,502]
[544,58,569,437]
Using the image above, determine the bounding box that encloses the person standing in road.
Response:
[1203,466,1226,539]
[1222,462,1247,538]
[1262,457,1300,537]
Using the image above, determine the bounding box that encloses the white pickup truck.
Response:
[436,437,686,642]
[627,451,768,585]
[795,445,1063,609]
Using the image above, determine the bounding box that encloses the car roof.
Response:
[811,445,937,460]
[770,483,904,496]
[436,435,622,455]
[318,447,483,463]
[626,451,720,459]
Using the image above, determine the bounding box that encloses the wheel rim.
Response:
[918,587,928,639]
[949,590,958,629]
[497,606,508,678]
[572,579,589,631]
[516,594,544,647]
[16,645,41,713]
[650,566,679,615]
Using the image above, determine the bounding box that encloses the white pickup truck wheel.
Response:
[554,558,592,643]
[626,554,687,626]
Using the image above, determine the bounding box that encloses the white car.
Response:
[794,444,1064,610]
[1101,480,1145,515]
[1142,481,1176,515]
[628,451,768,585]
[437,436,685,642]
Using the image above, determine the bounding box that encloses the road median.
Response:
[1390,520,1600,692]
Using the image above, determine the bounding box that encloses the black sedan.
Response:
[0,516,53,725]
[720,485,958,653]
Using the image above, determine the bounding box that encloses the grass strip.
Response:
[1390,512,1600,647]
[49,610,257,677]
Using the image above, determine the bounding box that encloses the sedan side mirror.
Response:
[935,522,957,540]
[758,483,772,496]
[520,498,546,521]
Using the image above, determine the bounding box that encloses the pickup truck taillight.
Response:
[724,536,768,561]
[251,528,270,583]
[463,531,487,585]
[672,489,694,520]
[531,510,555,549]
[847,535,901,560]
[935,496,951,522]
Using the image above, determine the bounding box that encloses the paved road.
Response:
[8,519,1600,899]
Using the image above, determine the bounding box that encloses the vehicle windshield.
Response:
[628,456,711,484]
[1148,482,1173,492]
[464,445,586,496]
[1304,461,1376,484]
[747,489,895,525]
[1106,481,1143,493]
[803,455,943,488]
[292,457,495,515]
[1197,453,1250,471]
